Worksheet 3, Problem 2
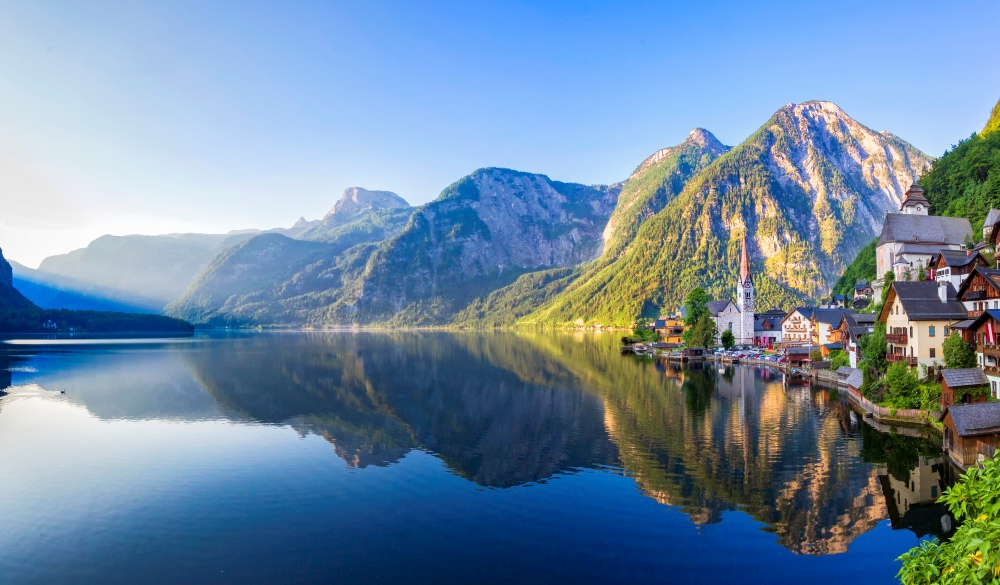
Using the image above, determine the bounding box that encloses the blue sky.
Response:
[1,0,999,266]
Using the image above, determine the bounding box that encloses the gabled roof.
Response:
[895,243,952,257]
[754,315,781,332]
[878,281,967,322]
[854,279,870,290]
[851,298,871,309]
[951,318,976,330]
[785,347,811,355]
[942,402,1000,437]
[812,308,853,325]
[835,366,854,376]
[900,184,930,211]
[706,300,736,316]
[838,312,875,342]
[985,208,1000,229]
[939,368,989,389]
[781,307,814,323]
[935,249,985,268]
[846,369,864,389]
[853,313,877,324]
[877,214,972,247]
[956,267,1000,300]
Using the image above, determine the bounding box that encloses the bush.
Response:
[828,349,849,370]
[943,332,977,369]
[898,457,1000,584]
[884,362,920,409]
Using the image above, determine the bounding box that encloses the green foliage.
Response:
[920,126,1000,234]
[810,349,823,361]
[898,457,1000,584]
[880,271,895,306]
[832,238,877,297]
[0,307,193,334]
[943,332,977,369]
[860,322,888,376]
[920,383,942,412]
[683,287,710,326]
[983,97,1000,137]
[828,349,849,370]
[884,362,920,409]
[685,314,717,348]
[624,320,659,344]
[720,329,735,349]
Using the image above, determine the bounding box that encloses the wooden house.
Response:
[940,402,1000,468]
[938,368,991,409]
[930,249,987,291]
[956,266,1000,318]
[962,309,1000,398]
[653,315,686,345]
[836,313,876,368]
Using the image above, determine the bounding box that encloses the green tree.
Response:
[860,322,887,375]
[884,362,920,409]
[898,457,1000,584]
[686,313,717,348]
[880,271,895,306]
[720,329,735,349]
[683,288,710,327]
[828,349,849,370]
[943,332,977,369]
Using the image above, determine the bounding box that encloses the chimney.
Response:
[938,279,949,304]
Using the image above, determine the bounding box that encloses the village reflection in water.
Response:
[0,332,954,555]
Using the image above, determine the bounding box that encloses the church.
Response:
[706,236,755,345]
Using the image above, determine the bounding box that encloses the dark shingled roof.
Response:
[936,249,984,268]
[785,347,811,355]
[939,368,989,388]
[846,369,863,389]
[877,214,972,247]
[944,402,1000,437]
[854,313,877,324]
[891,281,968,320]
[855,279,870,290]
[813,308,854,325]
[985,208,1000,229]
[706,300,735,316]
[836,366,854,376]
[951,318,976,330]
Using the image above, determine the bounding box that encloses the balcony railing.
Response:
[982,344,1000,360]
[984,364,1000,377]
[886,333,908,344]
[966,290,988,301]
[886,353,918,366]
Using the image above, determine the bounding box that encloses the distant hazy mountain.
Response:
[166,188,413,325]
[10,261,153,313]
[37,232,258,311]
[0,248,37,311]
[523,101,933,325]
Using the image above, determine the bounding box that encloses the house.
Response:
[938,368,991,409]
[851,297,872,310]
[963,309,1000,398]
[873,185,973,298]
[837,313,876,368]
[780,307,814,346]
[653,315,686,345]
[940,402,1000,468]
[785,346,811,366]
[982,208,1000,248]
[854,279,874,300]
[878,280,967,376]
[810,308,853,347]
[826,294,847,309]
[753,310,785,347]
[955,266,1000,318]
[930,250,987,291]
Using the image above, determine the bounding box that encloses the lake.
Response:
[0,332,950,584]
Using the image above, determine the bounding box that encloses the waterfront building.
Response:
[653,314,686,345]
[878,280,966,376]
[939,368,991,409]
[707,236,755,345]
[810,308,854,347]
[780,307,814,346]
[836,313,876,368]
[940,402,1000,468]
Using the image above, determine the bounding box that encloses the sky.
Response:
[1,0,999,267]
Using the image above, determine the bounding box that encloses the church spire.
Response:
[740,234,750,283]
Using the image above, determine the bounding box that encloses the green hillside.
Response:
[983,98,1000,137]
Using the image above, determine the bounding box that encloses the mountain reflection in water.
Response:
[0,332,949,560]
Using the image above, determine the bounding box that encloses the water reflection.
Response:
[0,332,949,557]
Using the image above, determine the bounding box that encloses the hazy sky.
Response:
[1,0,999,267]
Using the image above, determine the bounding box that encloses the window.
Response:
[910,326,913,338]
[931,486,938,498]
[945,326,950,336]
[929,325,936,337]
[728,323,733,331]
[930,348,936,358]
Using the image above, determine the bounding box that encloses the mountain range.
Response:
[9,100,950,327]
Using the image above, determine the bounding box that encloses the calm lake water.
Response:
[0,332,950,584]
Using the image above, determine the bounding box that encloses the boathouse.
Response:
[940,402,1000,468]
[938,368,991,409]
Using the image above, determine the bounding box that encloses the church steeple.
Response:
[740,234,751,287]
[736,234,755,345]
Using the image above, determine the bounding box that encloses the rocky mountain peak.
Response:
[325,187,410,221]
[686,127,726,152]
[291,216,312,229]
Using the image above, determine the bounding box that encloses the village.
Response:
[627,184,1000,471]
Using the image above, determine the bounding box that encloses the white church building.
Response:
[707,236,755,345]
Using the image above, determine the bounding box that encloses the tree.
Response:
[720,329,735,349]
[829,349,849,370]
[943,332,977,369]
[898,457,1000,584]
[880,271,895,306]
[860,322,887,375]
[683,288,710,327]
[917,265,927,281]
[884,362,920,409]
[685,313,717,348]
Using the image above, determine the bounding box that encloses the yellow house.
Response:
[654,315,686,345]
[878,281,967,376]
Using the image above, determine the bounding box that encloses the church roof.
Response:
[706,300,736,316]
[899,184,930,211]
[985,208,1000,228]
[877,214,972,247]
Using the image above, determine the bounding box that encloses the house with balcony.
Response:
[837,313,876,368]
[956,266,1000,317]
[878,280,967,376]
[810,308,853,347]
[653,314,686,346]
[930,250,987,291]
[963,309,1000,398]
[780,307,814,346]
